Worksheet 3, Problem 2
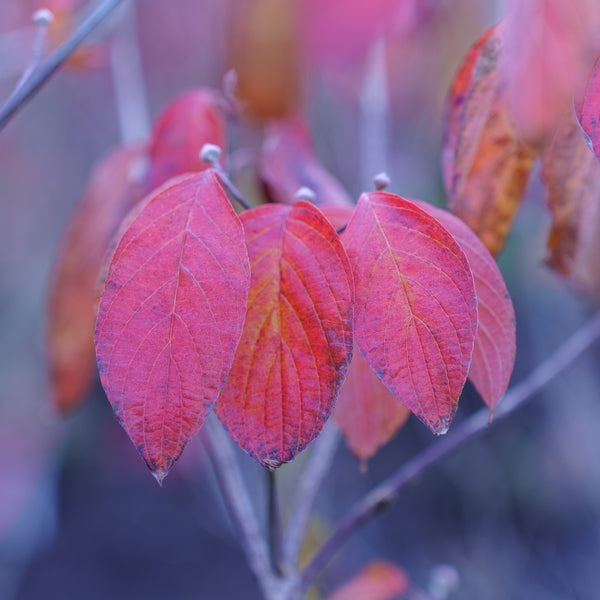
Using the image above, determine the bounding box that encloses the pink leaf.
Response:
[414,201,516,411]
[95,170,250,483]
[342,192,477,434]
[215,202,354,469]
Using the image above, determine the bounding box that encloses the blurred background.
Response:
[2,0,600,598]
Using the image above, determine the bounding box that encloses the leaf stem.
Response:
[267,470,285,576]
[0,0,125,131]
[295,310,600,594]
[214,164,252,211]
[283,421,341,567]
[203,416,277,597]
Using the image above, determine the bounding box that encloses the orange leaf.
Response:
[46,144,146,413]
[443,25,536,256]
[325,560,410,600]
[215,202,354,469]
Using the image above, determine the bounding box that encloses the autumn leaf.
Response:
[414,201,516,412]
[334,349,410,467]
[325,560,410,600]
[46,144,146,413]
[144,89,227,194]
[541,112,600,296]
[95,170,250,483]
[259,117,353,207]
[343,192,477,434]
[229,0,302,121]
[443,24,536,256]
[575,55,600,161]
[215,202,354,469]
[503,0,600,145]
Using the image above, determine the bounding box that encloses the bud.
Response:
[200,143,223,164]
[373,172,391,191]
[294,186,316,203]
[32,8,54,27]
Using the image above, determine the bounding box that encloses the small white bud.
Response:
[32,8,54,27]
[294,186,316,203]
[427,564,459,600]
[373,172,391,191]
[200,143,223,164]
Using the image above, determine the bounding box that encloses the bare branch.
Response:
[0,0,125,131]
[297,311,600,592]
[283,421,341,567]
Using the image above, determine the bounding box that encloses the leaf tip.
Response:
[151,467,169,487]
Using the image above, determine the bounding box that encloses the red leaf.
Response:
[503,0,600,145]
[145,89,227,194]
[259,118,353,207]
[319,203,356,232]
[334,348,410,467]
[95,170,250,483]
[342,192,477,434]
[325,560,410,600]
[46,144,146,413]
[442,25,536,256]
[215,202,354,469]
[413,201,516,412]
[575,55,600,161]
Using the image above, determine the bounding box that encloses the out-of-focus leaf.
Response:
[541,112,600,296]
[229,0,302,121]
[575,55,600,160]
[259,118,353,207]
[95,171,250,483]
[414,201,516,412]
[334,349,410,467]
[46,144,146,413]
[145,89,227,194]
[216,202,353,469]
[318,203,356,232]
[503,0,600,145]
[443,25,536,256]
[343,192,477,434]
[325,560,410,600]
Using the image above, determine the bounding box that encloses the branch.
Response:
[203,416,277,597]
[283,421,341,567]
[0,0,125,131]
[297,311,600,592]
[267,471,285,576]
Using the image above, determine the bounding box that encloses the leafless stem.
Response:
[296,311,600,593]
[203,416,277,597]
[0,0,125,131]
[283,421,341,567]
[109,0,150,143]
[267,470,285,576]
[214,164,252,211]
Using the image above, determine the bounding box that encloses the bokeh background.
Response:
[2,0,600,598]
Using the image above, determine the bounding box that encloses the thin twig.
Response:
[203,416,277,597]
[109,0,150,143]
[267,470,285,576]
[0,0,125,131]
[283,421,341,567]
[214,164,252,211]
[296,311,600,593]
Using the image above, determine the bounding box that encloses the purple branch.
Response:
[296,311,600,593]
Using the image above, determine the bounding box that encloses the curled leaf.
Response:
[443,25,536,256]
[541,112,600,296]
[342,192,477,434]
[95,170,250,483]
[575,55,600,161]
[46,144,146,413]
[216,202,354,469]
